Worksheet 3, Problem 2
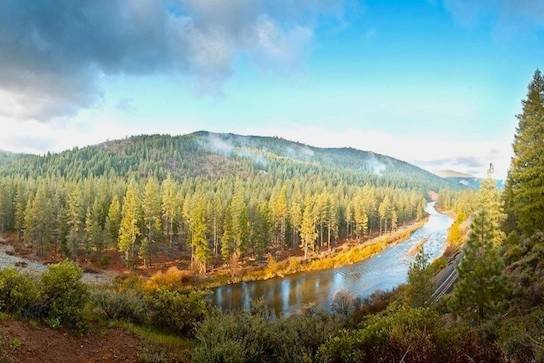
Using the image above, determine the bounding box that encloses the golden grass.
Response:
[191,219,427,289]
[144,266,194,291]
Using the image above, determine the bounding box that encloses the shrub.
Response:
[0,268,40,317]
[193,311,299,363]
[40,260,89,328]
[144,289,208,336]
[91,288,146,324]
[144,267,194,291]
[331,290,360,317]
[193,308,342,363]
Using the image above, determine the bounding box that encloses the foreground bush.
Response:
[91,288,146,324]
[193,308,342,363]
[40,261,89,328]
[318,305,500,363]
[0,268,40,317]
[145,289,208,335]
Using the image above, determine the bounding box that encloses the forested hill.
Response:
[0,131,453,191]
[0,150,24,165]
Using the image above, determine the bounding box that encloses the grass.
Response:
[112,321,192,362]
[189,219,428,289]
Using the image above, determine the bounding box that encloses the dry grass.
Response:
[144,267,194,291]
[194,219,427,289]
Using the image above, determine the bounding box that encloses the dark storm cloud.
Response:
[0,0,348,120]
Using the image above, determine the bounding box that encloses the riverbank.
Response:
[193,218,428,289]
[0,217,427,291]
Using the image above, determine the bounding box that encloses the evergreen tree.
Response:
[161,175,178,246]
[300,196,317,260]
[188,195,210,273]
[404,247,433,308]
[231,190,249,256]
[251,204,271,259]
[66,187,84,257]
[118,182,142,268]
[142,178,162,267]
[449,167,507,321]
[221,206,234,262]
[14,185,27,241]
[106,195,122,244]
[505,69,544,237]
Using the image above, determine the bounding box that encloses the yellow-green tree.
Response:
[118,182,142,268]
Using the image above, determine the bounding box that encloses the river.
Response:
[212,202,452,316]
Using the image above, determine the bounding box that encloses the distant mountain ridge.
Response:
[434,168,504,190]
[435,169,474,178]
[0,131,458,191]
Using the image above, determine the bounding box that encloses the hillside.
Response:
[0,131,454,191]
[0,150,24,165]
[435,169,504,189]
[0,130,455,277]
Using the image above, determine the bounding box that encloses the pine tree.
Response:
[188,195,209,273]
[270,185,288,248]
[118,182,142,268]
[230,190,249,256]
[66,187,84,257]
[300,196,317,260]
[290,197,303,249]
[327,197,338,250]
[251,204,271,259]
[106,195,121,242]
[378,196,391,234]
[353,192,368,240]
[221,206,234,262]
[449,166,507,321]
[142,178,162,267]
[391,209,398,231]
[85,206,96,254]
[505,69,544,237]
[404,247,433,308]
[23,185,54,256]
[161,175,178,246]
[14,185,27,241]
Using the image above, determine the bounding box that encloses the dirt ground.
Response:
[0,319,141,363]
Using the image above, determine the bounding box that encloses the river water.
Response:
[212,202,452,316]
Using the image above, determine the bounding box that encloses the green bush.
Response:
[193,312,294,363]
[193,308,342,363]
[144,289,208,336]
[91,288,146,324]
[40,260,89,328]
[319,305,502,363]
[0,268,40,317]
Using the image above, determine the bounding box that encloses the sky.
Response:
[1,0,543,178]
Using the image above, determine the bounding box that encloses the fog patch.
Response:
[366,154,387,176]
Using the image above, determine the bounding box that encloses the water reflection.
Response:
[212,202,452,316]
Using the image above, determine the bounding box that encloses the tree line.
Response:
[0,174,425,272]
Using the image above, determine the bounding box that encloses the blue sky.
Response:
[1,0,543,178]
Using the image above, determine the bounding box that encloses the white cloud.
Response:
[0,0,348,121]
